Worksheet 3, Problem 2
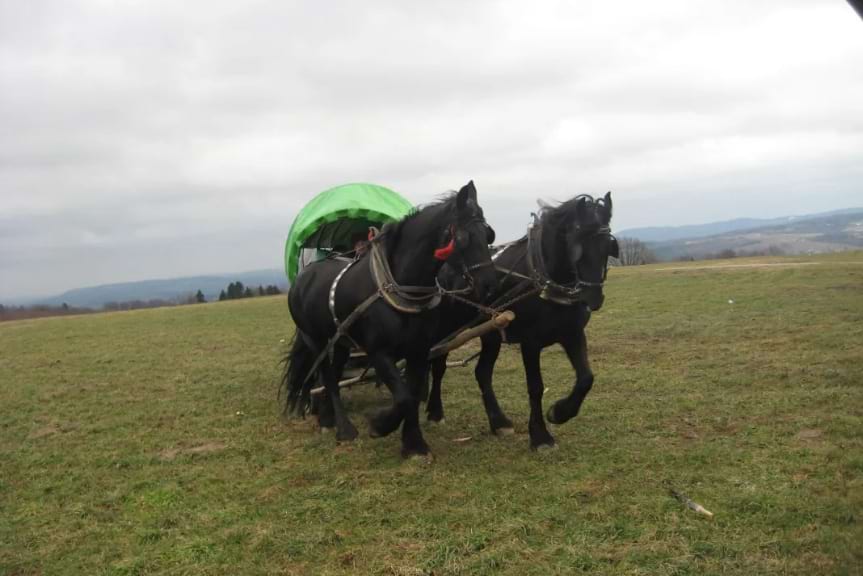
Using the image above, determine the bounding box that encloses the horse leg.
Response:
[367,354,408,438]
[426,355,447,423]
[319,352,358,442]
[369,353,430,457]
[401,352,431,457]
[316,388,335,431]
[317,345,349,431]
[521,343,555,449]
[418,362,431,405]
[475,333,514,435]
[546,329,593,425]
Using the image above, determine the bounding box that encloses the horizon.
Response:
[2,1,862,300]
[4,204,862,305]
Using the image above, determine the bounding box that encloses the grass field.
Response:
[2,253,862,575]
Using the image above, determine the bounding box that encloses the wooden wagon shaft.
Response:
[428,310,515,359]
[310,360,405,396]
[310,369,376,396]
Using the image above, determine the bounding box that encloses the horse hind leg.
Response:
[317,345,351,431]
[319,353,358,442]
[316,388,335,431]
[280,330,317,417]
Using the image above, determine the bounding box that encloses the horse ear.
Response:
[601,191,613,224]
[457,180,477,210]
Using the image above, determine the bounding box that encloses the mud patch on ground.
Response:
[795,428,823,442]
[27,420,70,440]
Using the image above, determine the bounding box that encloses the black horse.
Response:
[282,182,497,458]
[426,192,618,449]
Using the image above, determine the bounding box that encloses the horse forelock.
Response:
[539,194,603,234]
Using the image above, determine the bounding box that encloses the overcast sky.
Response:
[1,0,861,300]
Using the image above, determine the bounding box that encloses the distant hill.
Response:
[641,211,863,261]
[617,208,863,243]
[34,269,287,309]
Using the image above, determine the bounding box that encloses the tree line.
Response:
[0,303,96,322]
[1,282,285,322]
[612,238,658,266]
[612,238,788,265]
[218,282,282,301]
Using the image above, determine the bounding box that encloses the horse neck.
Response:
[387,204,449,287]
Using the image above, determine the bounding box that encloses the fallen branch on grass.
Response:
[665,481,714,518]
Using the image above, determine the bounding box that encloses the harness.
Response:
[369,237,442,313]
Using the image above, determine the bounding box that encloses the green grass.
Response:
[2,253,862,575]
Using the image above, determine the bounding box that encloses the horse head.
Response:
[440,181,498,302]
[543,191,617,311]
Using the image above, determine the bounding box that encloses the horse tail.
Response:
[279,330,317,416]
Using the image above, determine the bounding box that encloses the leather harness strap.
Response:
[369,239,442,314]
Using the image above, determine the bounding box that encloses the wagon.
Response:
[284,183,414,283]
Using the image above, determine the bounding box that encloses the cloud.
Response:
[1,0,862,298]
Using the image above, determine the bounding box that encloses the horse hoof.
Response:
[427,418,445,425]
[406,453,434,465]
[402,450,433,462]
[368,411,400,438]
[534,442,558,452]
[320,426,335,435]
[336,428,359,443]
[494,427,515,437]
[546,405,567,425]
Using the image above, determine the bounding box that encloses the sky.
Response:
[1,0,861,300]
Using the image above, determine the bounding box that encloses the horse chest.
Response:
[504,301,584,346]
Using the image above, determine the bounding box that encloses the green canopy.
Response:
[284,183,413,282]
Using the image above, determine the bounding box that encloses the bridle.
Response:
[527,217,614,305]
[434,216,495,299]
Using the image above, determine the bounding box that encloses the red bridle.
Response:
[434,225,456,261]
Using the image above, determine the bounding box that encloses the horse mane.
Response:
[377,192,456,252]
[537,194,597,230]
